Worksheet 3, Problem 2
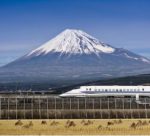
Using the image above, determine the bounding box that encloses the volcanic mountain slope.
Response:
[1,29,150,86]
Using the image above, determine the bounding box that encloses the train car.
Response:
[59,86,150,101]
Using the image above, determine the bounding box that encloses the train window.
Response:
[134,89,136,91]
[120,89,122,92]
[105,89,108,92]
[86,88,88,91]
[127,89,129,91]
[116,89,118,92]
[89,88,91,91]
[142,88,144,91]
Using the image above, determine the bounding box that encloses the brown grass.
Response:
[0,119,150,135]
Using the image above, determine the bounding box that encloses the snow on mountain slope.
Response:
[112,48,150,64]
[1,29,150,86]
[26,29,115,57]
[24,29,150,64]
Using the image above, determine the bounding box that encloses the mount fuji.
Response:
[0,29,150,87]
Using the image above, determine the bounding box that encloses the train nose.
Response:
[59,93,66,97]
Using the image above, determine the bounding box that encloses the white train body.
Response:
[59,86,150,100]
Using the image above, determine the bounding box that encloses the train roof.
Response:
[80,85,150,88]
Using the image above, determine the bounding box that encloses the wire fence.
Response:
[0,95,150,119]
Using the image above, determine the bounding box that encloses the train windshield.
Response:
[74,86,80,89]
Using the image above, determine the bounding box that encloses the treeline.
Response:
[0,74,150,92]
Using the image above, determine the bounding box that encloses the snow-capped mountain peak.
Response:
[2,29,150,86]
[26,29,115,57]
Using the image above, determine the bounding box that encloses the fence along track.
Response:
[0,95,150,119]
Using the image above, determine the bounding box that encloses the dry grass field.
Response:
[0,119,150,135]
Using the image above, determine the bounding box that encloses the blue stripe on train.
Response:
[81,91,150,94]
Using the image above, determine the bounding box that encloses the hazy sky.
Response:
[0,0,150,66]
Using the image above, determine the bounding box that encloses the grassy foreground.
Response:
[0,119,150,135]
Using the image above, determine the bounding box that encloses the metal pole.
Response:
[93,98,94,109]
[137,101,140,118]
[100,98,102,119]
[78,98,79,110]
[70,98,71,110]
[85,98,87,109]
[62,98,64,109]
[8,97,9,119]
[54,98,56,109]
[70,98,72,119]
[130,98,132,118]
[108,98,110,119]
[99,98,101,109]
[92,98,95,119]
[16,97,17,119]
[47,97,49,119]
[23,97,25,119]
[31,97,33,119]
[115,98,118,118]
[108,98,109,110]
[122,98,125,119]
[39,97,41,119]
[62,98,64,119]
[54,98,56,119]
[85,98,87,119]
[115,98,117,109]
[77,98,80,118]
[122,98,124,109]
[145,98,147,118]
[0,98,1,119]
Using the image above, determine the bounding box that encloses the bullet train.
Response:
[59,86,150,101]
